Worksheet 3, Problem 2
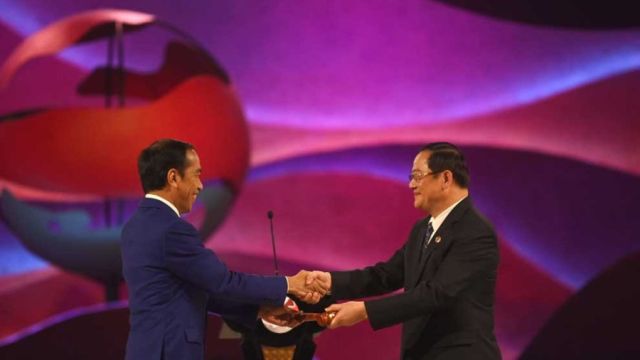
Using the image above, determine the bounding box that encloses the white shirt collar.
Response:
[428,196,467,240]
[145,194,180,217]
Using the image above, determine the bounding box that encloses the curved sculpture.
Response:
[0,190,122,291]
[0,76,249,196]
[0,9,250,302]
[0,185,236,298]
[0,8,249,196]
[0,9,155,89]
[77,41,229,100]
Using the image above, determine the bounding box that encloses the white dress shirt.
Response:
[427,196,467,244]
[145,194,180,217]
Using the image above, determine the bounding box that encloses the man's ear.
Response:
[167,168,179,188]
[441,170,453,190]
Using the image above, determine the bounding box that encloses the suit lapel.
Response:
[408,218,430,286]
[411,197,472,287]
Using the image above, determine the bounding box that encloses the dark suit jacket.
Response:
[121,198,287,360]
[331,197,500,360]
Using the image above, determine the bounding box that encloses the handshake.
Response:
[286,270,332,304]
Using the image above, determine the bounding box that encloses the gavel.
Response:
[288,311,336,327]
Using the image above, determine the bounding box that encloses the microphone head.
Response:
[267,210,274,219]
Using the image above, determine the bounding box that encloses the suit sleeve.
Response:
[331,243,407,300]
[364,229,498,330]
[164,219,287,306]
[330,222,424,300]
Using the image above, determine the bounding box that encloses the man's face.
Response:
[408,151,442,213]
[174,149,203,214]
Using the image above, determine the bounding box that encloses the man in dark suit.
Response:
[121,139,325,360]
[308,142,501,359]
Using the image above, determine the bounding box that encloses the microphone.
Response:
[267,210,279,275]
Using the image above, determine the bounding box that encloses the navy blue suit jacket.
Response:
[121,198,287,360]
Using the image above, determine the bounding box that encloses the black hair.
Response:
[137,139,195,193]
[420,142,469,188]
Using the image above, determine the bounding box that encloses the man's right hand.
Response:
[286,270,330,304]
[306,271,331,292]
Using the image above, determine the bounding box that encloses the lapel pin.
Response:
[434,236,442,244]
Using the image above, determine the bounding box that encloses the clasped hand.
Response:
[286,270,331,304]
[265,271,367,329]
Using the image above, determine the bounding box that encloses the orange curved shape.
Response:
[0,9,155,88]
[0,75,249,196]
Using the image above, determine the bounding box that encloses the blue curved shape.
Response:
[0,221,47,275]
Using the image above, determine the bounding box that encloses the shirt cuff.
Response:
[285,276,289,293]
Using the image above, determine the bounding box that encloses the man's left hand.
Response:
[258,305,303,328]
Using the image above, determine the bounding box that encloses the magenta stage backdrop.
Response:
[0,1,639,359]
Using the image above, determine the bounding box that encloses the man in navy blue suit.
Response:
[121,139,325,360]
